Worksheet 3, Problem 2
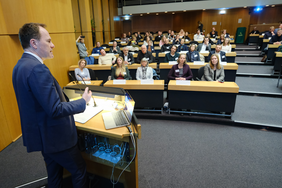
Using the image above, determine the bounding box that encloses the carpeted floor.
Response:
[237,65,273,74]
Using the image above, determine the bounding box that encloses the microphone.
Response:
[77,74,86,85]
[68,73,83,93]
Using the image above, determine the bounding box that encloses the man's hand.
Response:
[124,61,129,65]
[82,87,92,104]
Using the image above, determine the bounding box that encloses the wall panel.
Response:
[92,0,104,44]
[173,11,202,35]
[0,97,13,151]
[0,1,7,34]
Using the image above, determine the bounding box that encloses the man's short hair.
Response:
[19,23,46,49]
[100,48,105,52]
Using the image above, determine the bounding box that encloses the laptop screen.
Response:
[123,94,134,122]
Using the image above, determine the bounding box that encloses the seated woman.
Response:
[136,58,154,80]
[111,56,131,80]
[75,59,91,81]
[147,40,155,52]
[159,35,166,47]
[201,54,225,82]
[184,32,191,41]
[221,38,232,53]
[179,29,185,38]
[128,36,139,47]
[109,41,121,54]
[186,44,200,62]
[165,45,179,62]
[143,36,150,46]
[168,54,193,80]
[216,34,225,45]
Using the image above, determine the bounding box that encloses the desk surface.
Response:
[249,34,260,36]
[263,39,270,42]
[268,44,282,48]
[275,52,282,57]
[104,80,165,90]
[159,63,238,70]
[67,80,103,86]
[168,80,239,93]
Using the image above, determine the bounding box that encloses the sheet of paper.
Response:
[84,81,91,84]
[180,51,188,54]
[176,80,191,85]
[141,80,154,84]
[220,62,227,65]
[91,54,100,56]
[194,61,205,65]
[169,61,178,65]
[113,80,126,84]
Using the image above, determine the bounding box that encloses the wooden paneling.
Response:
[0,1,7,34]
[1,0,74,34]
[173,11,202,34]
[0,97,13,151]
[252,6,282,24]
[202,10,222,34]
[92,0,104,44]
[123,20,132,34]
[109,0,120,40]
[71,0,81,33]
[102,0,111,43]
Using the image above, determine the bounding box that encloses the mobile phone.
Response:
[81,36,85,38]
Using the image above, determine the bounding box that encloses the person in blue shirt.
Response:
[91,42,103,55]
[177,39,189,52]
[186,44,200,62]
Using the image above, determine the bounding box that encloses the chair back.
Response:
[197,66,205,80]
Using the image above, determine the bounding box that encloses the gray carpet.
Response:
[138,119,282,188]
[235,44,258,49]
[237,65,273,74]
[232,95,282,126]
[235,57,263,63]
[2,120,282,188]
[235,77,282,94]
[236,51,261,55]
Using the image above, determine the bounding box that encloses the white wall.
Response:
[123,0,282,15]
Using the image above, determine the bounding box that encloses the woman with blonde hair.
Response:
[159,35,166,47]
[136,58,154,80]
[75,59,91,81]
[216,34,225,45]
[201,54,225,82]
[179,29,185,38]
[111,56,131,80]
[168,54,193,80]
[221,38,231,53]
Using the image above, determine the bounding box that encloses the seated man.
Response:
[119,47,134,65]
[136,45,154,64]
[98,48,116,65]
[169,31,176,40]
[155,31,163,42]
[137,32,143,41]
[222,29,230,38]
[269,29,282,45]
[264,26,275,39]
[208,44,227,63]
[173,35,181,45]
[109,41,121,54]
[186,44,200,62]
[164,45,180,62]
[250,26,260,34]
[210,27,218,38]
[91,42,103,55]
[147,40,155,53]
[193,29,204,41]
[76,35,88,59]
[197,37,211,52]
[177,39,189,52]
[274,23,282,34]
[161,39,171,52]
[121,33,129,43]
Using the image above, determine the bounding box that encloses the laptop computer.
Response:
[102,94,134,130]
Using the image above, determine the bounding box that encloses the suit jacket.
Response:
[209,51,227,62]
[210,31,218,38]
[168,64,193,80]
[119,51,135,64]
[136,51,154,63]
[197,43,211,52]
[12,53,86,153]
[201,63,225,82]
[177,44,189,52]
[186,51,200,62]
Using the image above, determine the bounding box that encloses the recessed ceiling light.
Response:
[130,14,132,15]
[271,5,275,7]
[147,12,150,14]
[172,12,175,14]
[140,14,143,16]
[156,13,159,15]
[244,6,247,8]
[265,5,269,7]
[203,9,206,10]
[184,10,186,12]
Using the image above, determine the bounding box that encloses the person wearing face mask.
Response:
[201,54,225,82]
[168,54,193,80]
[136,45,154,64]
[136,58,154,80]
[109,41,121,54]
[111,56,131,80]
[197,37,211,52]
[75,59,91,81]
[119,47,134,65]
[186,44,200,62]
[164,45,180,62]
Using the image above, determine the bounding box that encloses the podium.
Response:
[63,84,141,188]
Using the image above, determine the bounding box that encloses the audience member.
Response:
[184,32,191,41]
[274,23,282,34]
[216,34,225,44]
[159,35,166,47]
[168,54,193,80]
[119,47,134,65]
[76,35,88,59]
[137,32,142,41]
[209,45,227,63]
[167,29,172,38]
[177,39,189,52]
[221,38,232,53]
[250,27,260,34]
[75,59,91,81]
[128,36,139,47]
[155,31,163,42]
[179,29,185,38]
[91,42,103,55]
[186,44,200,62]
[143,36,150,46]
[136,58,154,80]
[173,35,181,44]
[197,37,211,52]
[98,48,116,65]
[194,29,204,41]
[201,54,225,82]
[111,56,131,80]
[136,45,154,63]
[147,40,155,53]
[145,31,153,40]
[198,21,203,32]
[109,41,121,54]
[210,27,218,38]
[169,31,176,40]
[161,39,171,52]
[164,45,180,62]
[121,33,129,43]
[206,34,215,45]
[269,29,282,45]
[127,31,132,39]
[222,29,230,38]
[263,26,275,39]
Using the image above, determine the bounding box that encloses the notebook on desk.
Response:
[102,95,134,130]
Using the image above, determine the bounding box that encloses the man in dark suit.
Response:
[210,27,218,38]
[197,37,211,52]
[154,30,163,42]
[119,47,135,64]
[208,44,227,62]
[12,23,92,188]
[136,45,154,63]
